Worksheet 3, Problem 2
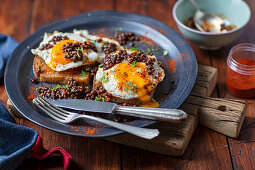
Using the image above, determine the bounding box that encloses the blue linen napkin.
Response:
[0,34,18,79]
[0,103,38,170]
[0,34,71,170]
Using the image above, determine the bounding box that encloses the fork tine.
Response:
[37,97,70,117]
[34,98,65,119]
[38,96,71,115]
[33,99,65,122]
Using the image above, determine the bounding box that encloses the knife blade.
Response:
[45,98,116,114]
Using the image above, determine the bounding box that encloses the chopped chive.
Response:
[124,88,129,92]
[56,84,61,89]
[130,47,137,51]
[77,51,81,58]
[131,60,137,67]
[80,70,87,77]
[95,96,102,101]
[115,27,123,32]
[163,50,168,56]
[102,97,105,102]
[63,85,69,88]
[77,47,84,53]
[101,75,109,83]
[125,81,133,86]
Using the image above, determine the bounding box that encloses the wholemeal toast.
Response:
[33,55,91,85]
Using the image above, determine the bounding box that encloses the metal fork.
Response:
[33,97,159,139]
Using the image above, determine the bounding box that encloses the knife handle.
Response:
[114,106,187,122]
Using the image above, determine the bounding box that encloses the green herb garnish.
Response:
[77,52,81,58]
[63,85,69,88]
[101,75,109,83]
[147,48,151,53]
[56,84,61,89]
[77,47,84,53]
[124,72,128,76]
[163,50,168,56]
[115,27,123,32]
[125,81,133,86]
[124,88,129,92]
[99,64,103,68]
[130,47,138,51]
[95,96,102,101]
[131,60,137,67]
[80,70,87,77]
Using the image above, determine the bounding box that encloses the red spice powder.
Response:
[159,30,164,34]
[85,128,96,135]
[169,53,190,72]
[140,36,154,44]
[27,87,36,99]
[226,58,255,98]
[97,33,106,38]
[69,125,97,135]
[169,60,176,71]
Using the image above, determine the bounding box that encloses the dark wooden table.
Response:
[1,0,255,169]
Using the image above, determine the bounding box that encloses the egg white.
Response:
[31,30,122,71]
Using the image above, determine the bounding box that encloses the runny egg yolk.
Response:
[49,40,81,69]
[114,62,159,107]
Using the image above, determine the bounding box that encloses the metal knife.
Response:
[45,98,187,122]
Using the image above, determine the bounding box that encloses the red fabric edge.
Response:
[31,136,71,170]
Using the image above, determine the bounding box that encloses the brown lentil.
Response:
[39,35,69,50]
[100,49,156,75]
[101,42,117,54]
[30,78,39,84]
[113,32,140,45]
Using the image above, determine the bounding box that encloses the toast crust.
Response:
[33,55,91,85]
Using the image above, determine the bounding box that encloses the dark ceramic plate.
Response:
[5,11,197,137]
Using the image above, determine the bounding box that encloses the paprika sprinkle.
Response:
[226,44,255,98]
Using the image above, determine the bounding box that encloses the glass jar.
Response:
[226,43,255,98]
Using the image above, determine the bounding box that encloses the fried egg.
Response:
[31,30,122,71]
[96,50,165,107]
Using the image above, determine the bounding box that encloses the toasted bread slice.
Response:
[93,75,156,105]
[33,55,91,85]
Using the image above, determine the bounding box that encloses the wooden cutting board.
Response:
[7,65,246,156]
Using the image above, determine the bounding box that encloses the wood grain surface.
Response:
[1,0,255,169]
